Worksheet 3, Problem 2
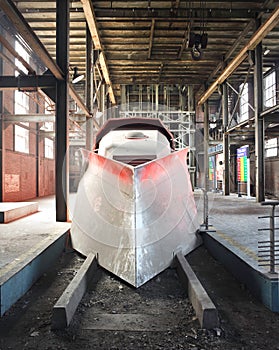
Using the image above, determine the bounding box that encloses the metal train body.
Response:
[71,118,201,287]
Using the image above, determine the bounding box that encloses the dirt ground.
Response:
[0,246,279,350]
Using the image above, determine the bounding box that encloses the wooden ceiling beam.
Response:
[80,0,116,105]
[198,5,279,105]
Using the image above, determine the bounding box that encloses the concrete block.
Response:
[52,253,97,329]
[0,230,67,316]
[203,232,279,312]
[0,202,38,223]
[175,251,219,329]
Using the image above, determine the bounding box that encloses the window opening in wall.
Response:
[14,41,29,76]
[239,83,249,122]
[14,40,31,154]
[265,138,278,158]
[264,70,276,108]
[45,137,54,159]
[14,124,29,153]
[14,40,30,114]
[14,90,29,114]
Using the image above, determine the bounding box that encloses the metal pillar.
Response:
[222,82,230,195]
[181,86,186,111]
[139,84,143,111]
[155,84,159,111]
[203,100,209,228]
[121,85,126,110]
[188,85,194,111]
[254,19,265,203]
[55,0,69,222]
[100,83,105,125]
[188,85,196,188]
[204,100,209,192]
[35,104,39,197]
[0,41,3,201]
[86,25,93,151]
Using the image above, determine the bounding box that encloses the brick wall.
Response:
[38,137,55,197]
[3,150,37,201]
[1,32,55,201]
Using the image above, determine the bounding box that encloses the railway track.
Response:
[0,247,279,350]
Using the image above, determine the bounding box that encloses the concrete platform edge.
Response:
[0,202,39,223]
[52,253,97,329]
[175,251,219,329]
[0,230,68,317]
[202,232,279,312]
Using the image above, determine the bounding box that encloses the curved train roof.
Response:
[94,118,175,150]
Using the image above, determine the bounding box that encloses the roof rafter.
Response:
[198,4,279,105]
[80,0,116,105]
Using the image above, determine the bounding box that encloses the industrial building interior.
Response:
[0,0,278,219]
[1,0,279,348]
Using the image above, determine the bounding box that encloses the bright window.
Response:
[265,138,278,158]
[14,41,30,115]
[239,83,249,122]
[45,138,54,159]
[264,71,276,108]
[14,124,29,153]
[14,90,29,114]
[15,41,29,76]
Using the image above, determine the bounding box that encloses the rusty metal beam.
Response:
[81,0,116,105]
[198,5,279,105]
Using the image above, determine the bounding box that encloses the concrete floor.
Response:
[0,196,70,270]
[195,190,278,274]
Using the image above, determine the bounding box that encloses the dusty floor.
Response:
[0,246,279,350]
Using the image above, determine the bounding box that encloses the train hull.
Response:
[71,148,201,287]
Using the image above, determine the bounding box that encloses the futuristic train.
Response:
[71,118,201,287]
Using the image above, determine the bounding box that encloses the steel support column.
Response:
[121,85,126,110]
[55,0,69,221]
[100,83,105,125]
[204,100,209,191]
[254,29,265,202]
[0,41,3,201]
[181,87,186,110]
[188,85,196,188]
[222,82,230,195]
[155,84,159,112]
[86,25,93,151]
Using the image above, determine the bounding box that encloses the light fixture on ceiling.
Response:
[72,66,84,84]
[263,47,270,56]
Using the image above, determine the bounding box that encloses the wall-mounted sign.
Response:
[216,153,224,181]
[209,156,215,181]
[208,143,223,155]
[237,146,248,182]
